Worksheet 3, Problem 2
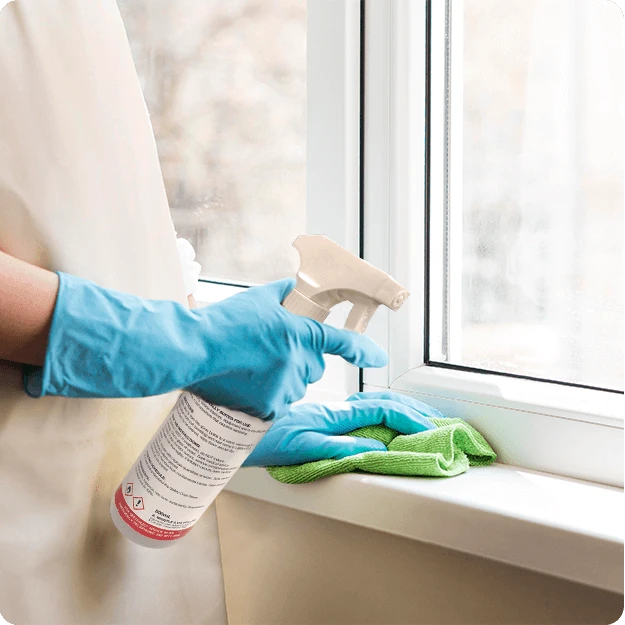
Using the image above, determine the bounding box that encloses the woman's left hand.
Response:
[243,391,447,467]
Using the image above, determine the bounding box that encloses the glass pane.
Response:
[434,0,624,390]
[117,0,306,283]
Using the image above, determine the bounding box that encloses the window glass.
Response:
[431,0,624,390]
[117,0,306,283]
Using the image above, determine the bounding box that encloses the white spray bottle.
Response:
[110,235,409,547]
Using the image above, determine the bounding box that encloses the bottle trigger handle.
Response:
[281,235,410,335]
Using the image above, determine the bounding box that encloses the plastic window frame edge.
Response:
[362,0,625,488]
[195,0,362,400]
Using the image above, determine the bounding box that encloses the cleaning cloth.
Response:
[267,417,496,484]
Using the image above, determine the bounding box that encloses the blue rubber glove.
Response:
[24,274,387,420]
[243,391,447,466]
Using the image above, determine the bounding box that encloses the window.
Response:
[117,0,307,284]
[120,0,623,485]
[429,0,624,392]
[363,0,624,487]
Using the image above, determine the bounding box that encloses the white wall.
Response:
[216,493,623,625]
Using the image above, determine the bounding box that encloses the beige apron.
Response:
[0,1,227,623]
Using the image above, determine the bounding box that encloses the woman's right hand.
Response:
[25,274,387,420]
[186,279,387,419]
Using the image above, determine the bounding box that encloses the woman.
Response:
[0,2,440,623]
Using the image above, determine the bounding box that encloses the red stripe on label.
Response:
[114,487,194,541]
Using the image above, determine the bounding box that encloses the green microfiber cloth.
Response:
[267,418,496,484]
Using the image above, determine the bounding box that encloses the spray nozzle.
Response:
[281,235,410,333]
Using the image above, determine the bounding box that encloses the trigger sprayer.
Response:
[110,235,409,548]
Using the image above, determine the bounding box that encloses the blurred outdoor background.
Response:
[117,0,622,390]
[117,0,306,283]
[458,0,623,389]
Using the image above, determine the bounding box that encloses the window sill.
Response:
[200,280,623,592]
[225,463,623,594]
[375,367,624,488]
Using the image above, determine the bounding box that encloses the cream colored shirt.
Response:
[0,2,227,623]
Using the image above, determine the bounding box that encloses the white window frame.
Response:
[362,0,624,487]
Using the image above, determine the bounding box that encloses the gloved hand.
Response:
[24,274,387,419]
[243,391,447,466]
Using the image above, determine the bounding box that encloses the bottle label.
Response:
[114,392,271,541]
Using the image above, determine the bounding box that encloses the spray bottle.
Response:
[110,235,409,548]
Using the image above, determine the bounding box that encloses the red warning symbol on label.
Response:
[132,496,144,510]
[124,483,134,497]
